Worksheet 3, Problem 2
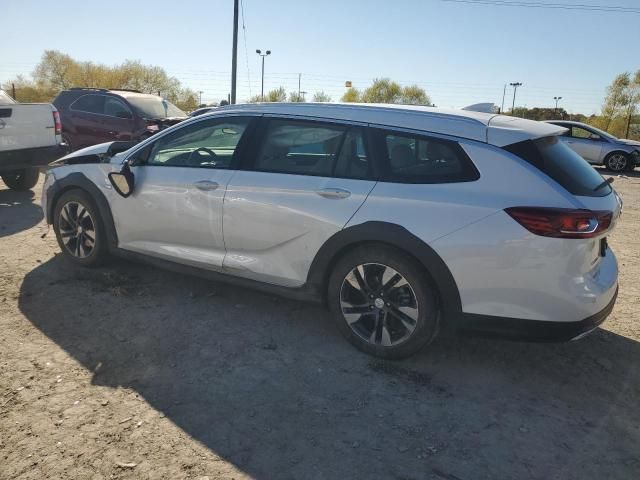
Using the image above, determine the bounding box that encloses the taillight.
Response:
[505,207,613,239]
[53,110,62,135]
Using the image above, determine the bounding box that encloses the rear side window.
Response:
[504,136,611,197]
[374,129,479,184]
[70,94,105,115]
[254,119,346,177]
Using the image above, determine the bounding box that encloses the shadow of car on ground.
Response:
[0,185,44,238]
[18,255,640,480]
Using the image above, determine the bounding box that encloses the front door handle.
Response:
[193,180,219,191]
[316,187,351,199]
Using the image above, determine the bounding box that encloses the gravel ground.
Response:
[1,171,639,480]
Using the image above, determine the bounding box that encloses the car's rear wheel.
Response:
[605,152,629,172]
[328,245,439,359]
[61,134,74,154]
[1,168,40,191]
[53,189,108,267]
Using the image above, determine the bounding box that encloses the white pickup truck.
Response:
[0,89,66,191]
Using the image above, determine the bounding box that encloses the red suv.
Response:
[53,88,187,152]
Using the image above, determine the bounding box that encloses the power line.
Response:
[438,0,640,14]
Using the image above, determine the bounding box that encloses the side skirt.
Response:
[110,247,324,304]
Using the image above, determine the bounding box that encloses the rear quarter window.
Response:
[504,136,610,197]
[373,128,479,184]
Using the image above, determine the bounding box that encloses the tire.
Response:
[328,244,439,359]
[53,189,108,267]
[1,168,40,191]
[604,152,629,172]
[61,134,74,154]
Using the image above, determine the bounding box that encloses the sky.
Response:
[2,0,639,114]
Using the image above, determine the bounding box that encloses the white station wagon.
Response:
[42,103,621,358]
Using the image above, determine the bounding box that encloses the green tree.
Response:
[3,50,199,111]
[289,91,304,102]
[341,88,361,102]
[600,73,631,131]
[312,91,332,102]
[340,79,430,105]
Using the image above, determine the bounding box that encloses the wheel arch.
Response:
[47,172,118,250]
[307,221,462,317]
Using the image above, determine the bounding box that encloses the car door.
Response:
[102,96,135,142]
[566,126,603,163]
[109,115,256,270]
[68,94,110,147]
[222,116,377,287]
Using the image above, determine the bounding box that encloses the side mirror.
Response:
[116,111,132,119]
[589,134,601,141]
[108,162,135,198]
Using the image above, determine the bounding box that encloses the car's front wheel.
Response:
[328,245,439,359]
[53,189,108,267]
[1,168,40,191]
[605,152,629,172]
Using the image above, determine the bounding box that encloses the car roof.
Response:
[544,120,589,127]
[206,102,564,147]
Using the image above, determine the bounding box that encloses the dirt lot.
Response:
[1,171,639,480]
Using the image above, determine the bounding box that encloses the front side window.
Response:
[104,97,132,118]
[70,94,105,115]
[126,96,186,119]
[571,126,598,140]
[334,129,370,180]
[376,130,479,183]
[146,117,250,168]
[254,119,347,177]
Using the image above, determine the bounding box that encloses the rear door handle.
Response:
[193,180,219,191]
[316,187,351,199]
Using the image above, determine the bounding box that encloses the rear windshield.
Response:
[504,136,611,197]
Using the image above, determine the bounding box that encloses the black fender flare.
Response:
[46,172,119,250]
[306,221,462,316]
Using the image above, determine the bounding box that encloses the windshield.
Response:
[126,96,186,119]
[583,124,618,141]
[0,90,17,105]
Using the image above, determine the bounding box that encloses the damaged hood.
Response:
[49,141,136,166]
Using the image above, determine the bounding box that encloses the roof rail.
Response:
[68,87,108,92]
[108,88,143,93]
[67,87,143,94]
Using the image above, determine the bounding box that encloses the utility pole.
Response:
[199,90,204,106]
[553,96,562,116]
[298,73,301,101]
[509,82,522,114]
[501,84,506,113]
[301,91,307,102]
[256,49,271,101]
[12,83,16,101]
[231,0,239,104]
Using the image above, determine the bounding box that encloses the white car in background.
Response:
[546,120,640,172]
[0,89,66,190]
[42,103,620,358]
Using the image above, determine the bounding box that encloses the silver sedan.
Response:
[546,120,640,172]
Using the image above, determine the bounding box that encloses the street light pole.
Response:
[501,84,506,113]
[509,82,522,114]
[199,90,204,106]
[256,49,271,101]
[553,96,562,116]
[230,0,239,104]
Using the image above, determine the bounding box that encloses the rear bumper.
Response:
[455,285,618,341]
[0,144,67,173]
